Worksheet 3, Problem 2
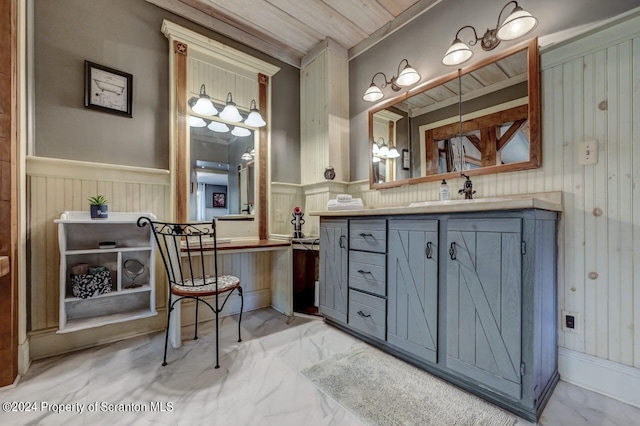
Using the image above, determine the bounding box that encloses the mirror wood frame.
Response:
[168,32,273,240]
[368,38,540,189]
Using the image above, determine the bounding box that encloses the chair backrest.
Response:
[137,218,219,290]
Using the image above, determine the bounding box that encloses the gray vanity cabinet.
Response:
[319,219,348,324]
[446,218,523,399]
[387,219,439,363]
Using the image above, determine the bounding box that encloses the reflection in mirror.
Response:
[421,49,529,174]
[371,108,408,183]
[368,38,539,188]
[189,123,256,221]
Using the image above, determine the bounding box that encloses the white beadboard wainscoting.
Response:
[345,14,640,405]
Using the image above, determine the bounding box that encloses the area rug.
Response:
[302,344,516,426]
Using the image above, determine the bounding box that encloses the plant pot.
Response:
[90,204,108,219]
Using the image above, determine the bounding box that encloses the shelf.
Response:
[64,284,152,302]
[65,246,153,255]
[58,309,158,334]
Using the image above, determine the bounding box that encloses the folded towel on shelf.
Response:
[336,194,353,202]
[327,198,364,211]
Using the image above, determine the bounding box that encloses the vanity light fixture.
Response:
[362,59,421,102]
[191,84,219,116]
[207,121,229,133]
[189,116,207,128]
[219,92,243,122]
[244,99,266,127]
[231,126,251,137]
[240,147,254,161]
[442,1,537,66]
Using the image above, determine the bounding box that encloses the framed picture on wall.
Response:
[402,149,410,170]
[212,193,226,208]
[84,60,133,117]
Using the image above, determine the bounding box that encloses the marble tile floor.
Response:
[0,308,638,426]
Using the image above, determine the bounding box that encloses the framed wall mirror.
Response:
[188,123,257,221]
[369,38,539,189]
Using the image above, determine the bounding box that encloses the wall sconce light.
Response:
[207,121,229,132]
[442,1,537,66]
[189,116,207,128]
[363,59,421,102]
[231,126,251,137]
[191,84,219,116]
[244,99,267,127]
[219,92,243,122]
[241,147,254,160]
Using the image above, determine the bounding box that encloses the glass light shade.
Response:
[442,39,473,66]
[192,97,218,116]
[189,116,207,127]
[231,126,251,137]
[241,151,253,161]
[378,144,389,157]
[387,147,400,158]
[372,156,381,163]
[372,143,379,154]
[245,110,266,127]
[363,83,384,102]
[249,147,255,156]
[396,65,420,87]
[497,8,538,40]
[245,101,267,127]
[220,104,243,122]
[207,121,229,132]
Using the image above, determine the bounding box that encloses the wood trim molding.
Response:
[26,157,170,185]
[161,19,281,76]
[258,73,268,240]
[174,40,188,223]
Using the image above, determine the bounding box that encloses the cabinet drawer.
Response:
[350,219,386,253]
[349,290,386,341]
[349,251,386,296]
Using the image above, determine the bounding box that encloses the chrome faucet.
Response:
[458,174,476,200]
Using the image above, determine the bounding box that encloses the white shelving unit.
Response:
[55,211,158,333]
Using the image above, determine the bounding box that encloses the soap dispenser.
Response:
[440,179,450,201]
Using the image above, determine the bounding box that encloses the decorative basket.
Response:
[71,270,113,299]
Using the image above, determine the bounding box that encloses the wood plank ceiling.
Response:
[147,0,442,67]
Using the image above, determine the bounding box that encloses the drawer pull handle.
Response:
[339,235,346,249]
[449,242,457,260]
[359,232,374,238]
[425,241,433,259]
[357,269,372,276]
[357,310,371,318]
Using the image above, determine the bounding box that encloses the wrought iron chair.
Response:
[138,217,243,368]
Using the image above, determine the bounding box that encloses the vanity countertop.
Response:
[310,191,563,217]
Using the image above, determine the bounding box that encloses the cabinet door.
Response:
[319,220,348,324]
[446,219,522,398]
[388,219,438,362]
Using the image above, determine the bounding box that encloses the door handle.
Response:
[359,232,373,238]
[357,269,372,276]
[338,235,346,249]
[449,242,457,260]
[357,310,371,318]
[425,242,433,259]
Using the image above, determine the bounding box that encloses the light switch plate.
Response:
[579,139,598,165]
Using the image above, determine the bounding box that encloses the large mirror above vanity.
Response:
[369,38,539,189]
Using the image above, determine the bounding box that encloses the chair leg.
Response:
[214,308,220,369]
[162,294,173,367]
[237,286,243,343]
[194,296,199,340]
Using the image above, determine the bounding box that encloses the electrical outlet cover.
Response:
[561,310,580,334]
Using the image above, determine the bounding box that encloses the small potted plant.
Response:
[88,195,109,219]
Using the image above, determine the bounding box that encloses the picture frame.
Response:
[212,192,226,208]
[402,149,410,170]
[84,60,133,117]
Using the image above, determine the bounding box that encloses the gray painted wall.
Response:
[349,0,640,181]
[34,0,300,182]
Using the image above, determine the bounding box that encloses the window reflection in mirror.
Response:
[189,123,256,221]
